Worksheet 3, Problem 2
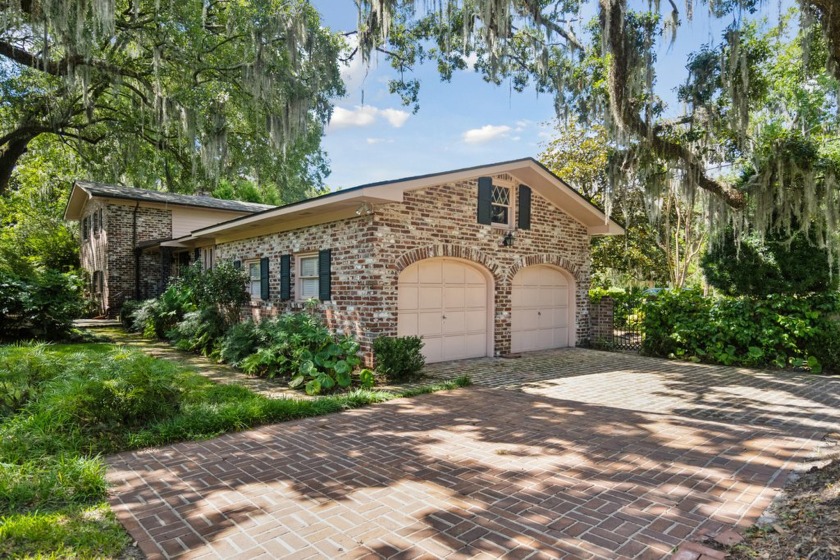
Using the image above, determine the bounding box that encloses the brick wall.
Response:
[217,175,592,361]
[79,201,172,314]
[589,296,614,346]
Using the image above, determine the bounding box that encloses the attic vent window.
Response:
[491,185,511,225]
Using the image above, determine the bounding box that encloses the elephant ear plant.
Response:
[291,338,363,395]
[237,312,370,395]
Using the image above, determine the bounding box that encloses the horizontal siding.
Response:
[171,208,249,238]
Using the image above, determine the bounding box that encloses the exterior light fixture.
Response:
[502,232,515,247]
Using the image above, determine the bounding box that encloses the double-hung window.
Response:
[298,254,319,300]
[247,261,261,299]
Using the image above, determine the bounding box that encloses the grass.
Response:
[0,341,470,559]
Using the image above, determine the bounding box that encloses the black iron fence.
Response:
[590,296,643,352]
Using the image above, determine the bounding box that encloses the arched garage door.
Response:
[511,265,574,353]
[398,258,490,363]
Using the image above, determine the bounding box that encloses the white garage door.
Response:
[511,266,572,353]
[398,259,488,363]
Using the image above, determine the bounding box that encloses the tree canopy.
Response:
[355,0,840,262]
[0,0,345,197]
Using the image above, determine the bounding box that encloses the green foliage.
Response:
[118,299,143,330]
[702,227,838,296]
[641,289,840,372]
[171,307,230,356]
[218,320,260,367]
[0,341,469,558]
[130,284,194,339]
[0,0,345,196]
[589,287,648,328]
[135,262,247,351]
[236,312,362,395]
[0,269,86,340]
[0,137,81,274]
[372,336,426,381]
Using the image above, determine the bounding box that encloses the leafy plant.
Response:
[237,312,363,395]
[373,336,426,381]
[218,320,260,367]
[641,289,839,372]
[0,269,86,341]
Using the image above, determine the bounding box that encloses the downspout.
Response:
[132,201,141,300]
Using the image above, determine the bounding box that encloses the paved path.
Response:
[106,349,840,559]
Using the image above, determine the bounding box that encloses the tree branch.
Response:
[600,0,746,209]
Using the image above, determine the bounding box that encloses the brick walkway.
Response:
[106,349,840,559]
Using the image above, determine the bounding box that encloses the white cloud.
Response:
[329,105,411,130]
[462,124,512,144]
[379,108,411,128]
[366,137,395,145]
[331,106,378,128]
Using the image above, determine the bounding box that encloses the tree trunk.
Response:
[0,133,36,195]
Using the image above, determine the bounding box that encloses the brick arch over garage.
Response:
[394,245,502,281]
[505,254,584,284]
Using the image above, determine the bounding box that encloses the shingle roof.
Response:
[75,181,275,213]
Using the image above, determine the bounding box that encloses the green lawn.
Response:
[0,342,470,559]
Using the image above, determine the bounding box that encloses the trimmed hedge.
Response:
[641,290,840,373]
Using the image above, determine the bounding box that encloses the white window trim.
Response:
[245,259,262,300]
[490,178,516,229]
[296,253,320,301]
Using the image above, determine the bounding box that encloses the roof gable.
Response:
[190,158,623,240]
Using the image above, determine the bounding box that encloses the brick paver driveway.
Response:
[107,350,840,560]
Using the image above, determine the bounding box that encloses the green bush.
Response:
[641,289,840,372]
[806,319,840,374]
[170,307,229,355]
[133,262,248,352]
[238,312,363,395]
[119,299,142,330]
[589,286,647,328]
[701,227,838,296]
[0,269,85,340]
[218,320,260,366]
[373,336,426,381]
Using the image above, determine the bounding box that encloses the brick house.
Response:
[64,182,273,315]
[66,158,622,362]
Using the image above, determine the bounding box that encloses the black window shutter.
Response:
[477,177,492,225]
[518,185,532,230]
[318,249,331,301]
[193,248,200,262]
[233,260,241,270]
[260,257,270,300]
[280,255,291,301]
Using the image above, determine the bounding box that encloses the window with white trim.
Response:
[298,254,319,300]
[491,184,512,226]
[247,261,261,299]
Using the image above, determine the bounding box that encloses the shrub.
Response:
[373,336,426,381]
[641,289,840,372]
[218,320,260,366]
[238,312,363,395]
[589,286,648,329]
[119,299,142,330]
[0,269,85,340]
[170,307,229,355]
[701,227,837,296]
[131,283,194,338]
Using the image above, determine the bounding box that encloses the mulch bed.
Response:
[727,436,840,560]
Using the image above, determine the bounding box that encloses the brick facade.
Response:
[217,176,593,361]
[79,201,172,315]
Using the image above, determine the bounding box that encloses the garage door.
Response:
[398,259,488,363]
[511,266,572,353]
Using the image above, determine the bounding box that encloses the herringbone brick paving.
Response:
[106,349,840,559]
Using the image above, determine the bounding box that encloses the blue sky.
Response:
[313,1,789,190]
